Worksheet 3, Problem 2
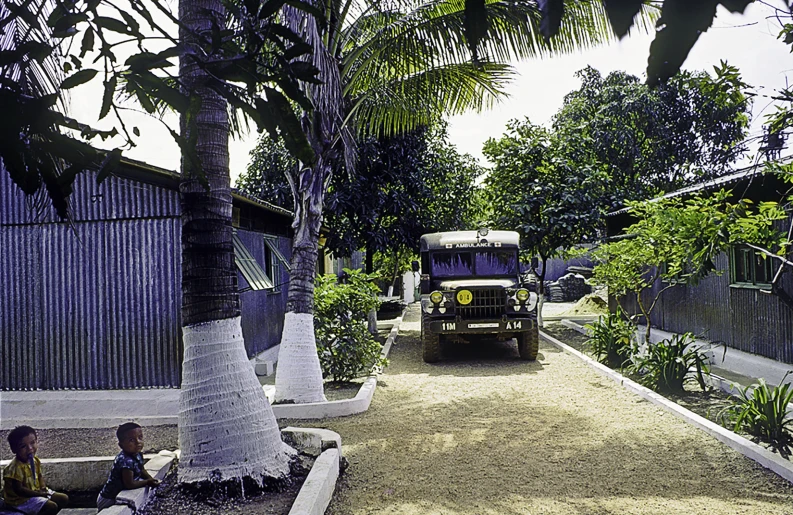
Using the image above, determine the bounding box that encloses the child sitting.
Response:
[96,422,159,513]
[3,426,69,515]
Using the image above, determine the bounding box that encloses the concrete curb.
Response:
[267,310,403,420]
[1,308,407,429]
[287,449,339,515]
[50,428,341,515]
[539,329,793,485]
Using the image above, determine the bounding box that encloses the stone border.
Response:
[39,428,341,515]
[1,308,406,429]
[539,329,793,484]
[266,311,403,420]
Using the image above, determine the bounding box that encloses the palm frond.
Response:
[349,60,514,137]
[0,0,65,106]
[284,3,356,169]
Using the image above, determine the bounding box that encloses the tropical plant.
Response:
[273,0,645,403]
[314,269,387,382]
[584,309,635,369]
[629,333,710,395]
[717,373,793,457]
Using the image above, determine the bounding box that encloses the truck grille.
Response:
[456,288,505,320]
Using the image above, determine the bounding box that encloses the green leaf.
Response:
[97,148,122,183]
[61,69,98,89]
[99,75,116,120]
[119,10,141,37]
[80,28,95,58]
[94,16,131,35]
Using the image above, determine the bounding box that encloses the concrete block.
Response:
[282,427,342,459]
[288,449,339,515]
[255,360,275,376]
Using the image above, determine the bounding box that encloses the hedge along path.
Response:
[315,305,793,515]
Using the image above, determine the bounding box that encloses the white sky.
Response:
[69,1,793,183]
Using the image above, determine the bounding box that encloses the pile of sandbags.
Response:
[543,273,591,302]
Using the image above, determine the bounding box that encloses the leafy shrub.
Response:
[584,309,635,369]
[629,332,710,395]
[314,269,388,382]
[717,373,793,457]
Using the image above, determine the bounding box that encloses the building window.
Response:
[263,235,291,292]
[730,245,775,287]
[233,233,274,291]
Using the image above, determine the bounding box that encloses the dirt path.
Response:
[315,304,793,515]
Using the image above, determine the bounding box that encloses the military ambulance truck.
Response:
[418,229,539,363]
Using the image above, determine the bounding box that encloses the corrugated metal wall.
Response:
[236,229,289,358]
[539,255,594,282]
[2,171,183,389]
[2,169,292,390]
[618,249,793,364]
[1,169,183,389]
[1,169,180,224]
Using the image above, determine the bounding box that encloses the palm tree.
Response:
[2,0,311,485]
[274,0,656,403]
[175,0,296,484]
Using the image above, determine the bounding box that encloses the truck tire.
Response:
[421,312,441,363]
[517,328,539,361]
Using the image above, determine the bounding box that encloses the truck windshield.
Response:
[431,251,517,277]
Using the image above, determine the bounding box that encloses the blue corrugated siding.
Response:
[236,230,289,357]
[1,218,182,389]
[618,248,793,364]
[1,168,291,390]
[1,168,179,225]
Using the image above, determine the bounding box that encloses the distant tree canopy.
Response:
[238,122,486,270]
[482,119,607,290]
[482,63,752,265]
[553,64,751,208]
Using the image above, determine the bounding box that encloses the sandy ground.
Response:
[312,304,793,515]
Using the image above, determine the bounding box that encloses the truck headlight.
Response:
[430,291,444,305]
[516,289,530,302]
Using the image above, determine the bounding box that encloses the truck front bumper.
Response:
[429,318,535,334]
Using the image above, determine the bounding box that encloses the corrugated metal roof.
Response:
[607,157,793,217]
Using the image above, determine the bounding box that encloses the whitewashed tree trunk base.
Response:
[537,294,545,328]
[179,316,294,484]
[274,312,328,404]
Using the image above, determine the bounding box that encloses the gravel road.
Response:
[315,304,793,515]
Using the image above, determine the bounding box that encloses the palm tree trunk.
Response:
[177,0,291,483]
[274,160,329,403]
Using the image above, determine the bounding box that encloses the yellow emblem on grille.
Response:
[456,290,473,305]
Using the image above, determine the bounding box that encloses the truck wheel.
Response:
[421,312,441,363]
[518,329,539,361]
